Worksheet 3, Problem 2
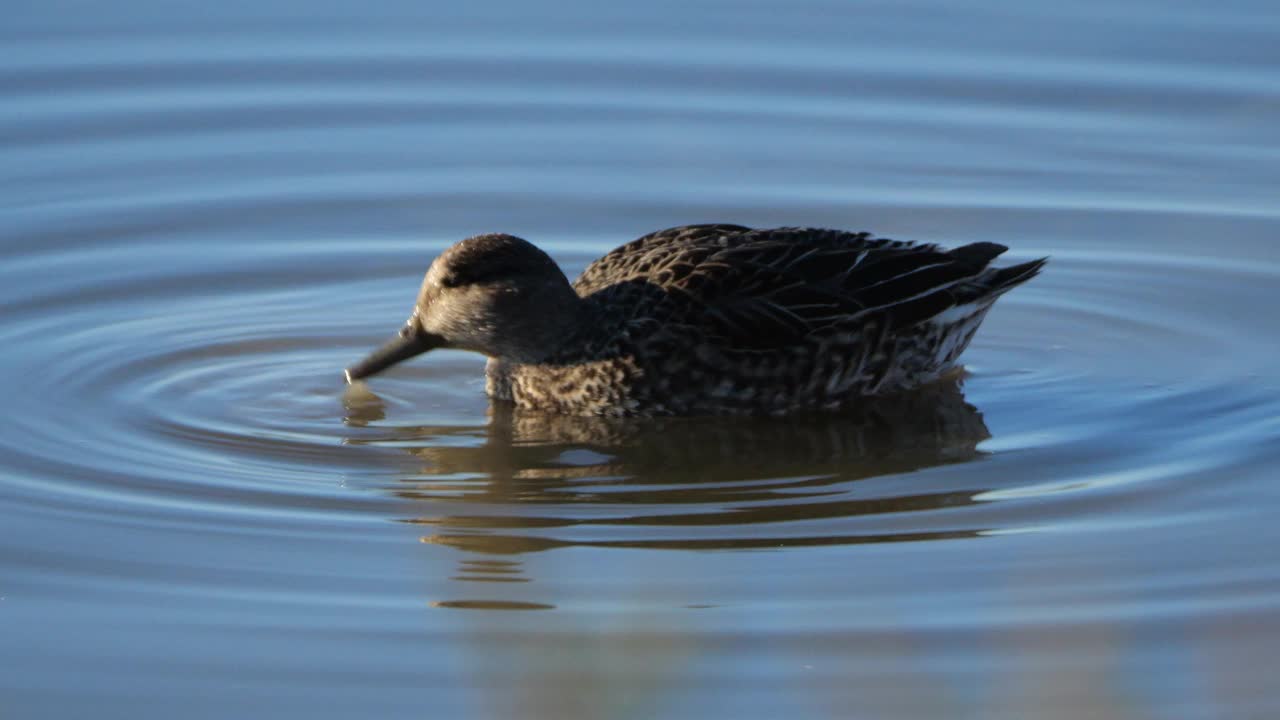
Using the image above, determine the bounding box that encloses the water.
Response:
[3,1,1279,717]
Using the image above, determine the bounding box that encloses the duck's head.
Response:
[345,233,581,383]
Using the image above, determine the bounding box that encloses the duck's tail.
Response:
[946,242,1047,293]
[905,245,1047,329]
[946,243,1047,297]
[984,256,1049,296]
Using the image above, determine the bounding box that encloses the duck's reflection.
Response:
[343,379,995,555]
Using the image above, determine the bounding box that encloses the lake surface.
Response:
[3,1,1279,717]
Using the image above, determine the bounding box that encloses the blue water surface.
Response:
[2,1,1279,718]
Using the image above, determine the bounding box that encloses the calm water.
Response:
[3,1,1280,717]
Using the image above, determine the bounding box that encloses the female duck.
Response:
[345,224,1045,416]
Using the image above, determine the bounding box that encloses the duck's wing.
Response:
[589,226,1045,350]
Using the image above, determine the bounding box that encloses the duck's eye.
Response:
[439,274,462,288]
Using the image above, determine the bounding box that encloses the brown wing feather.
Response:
[573,224,752,295]
[575,225,1035,351]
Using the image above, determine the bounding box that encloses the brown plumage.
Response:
[346,224,1046,416]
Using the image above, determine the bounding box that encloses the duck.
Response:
[345,224,1046,416]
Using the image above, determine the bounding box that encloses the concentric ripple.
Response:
[2,222,1277,547]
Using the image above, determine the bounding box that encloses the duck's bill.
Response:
[345,325,444,383]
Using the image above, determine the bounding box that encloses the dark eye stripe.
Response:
[441,263,521,288]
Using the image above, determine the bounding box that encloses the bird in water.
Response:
[345,224,1046,416]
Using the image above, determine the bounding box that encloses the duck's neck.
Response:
[494,290,598,365]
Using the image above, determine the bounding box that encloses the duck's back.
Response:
[545,224,1044,415]
[575,224,912,296]
[576,224,1037,336]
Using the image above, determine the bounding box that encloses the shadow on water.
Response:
[343,380,998,566]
